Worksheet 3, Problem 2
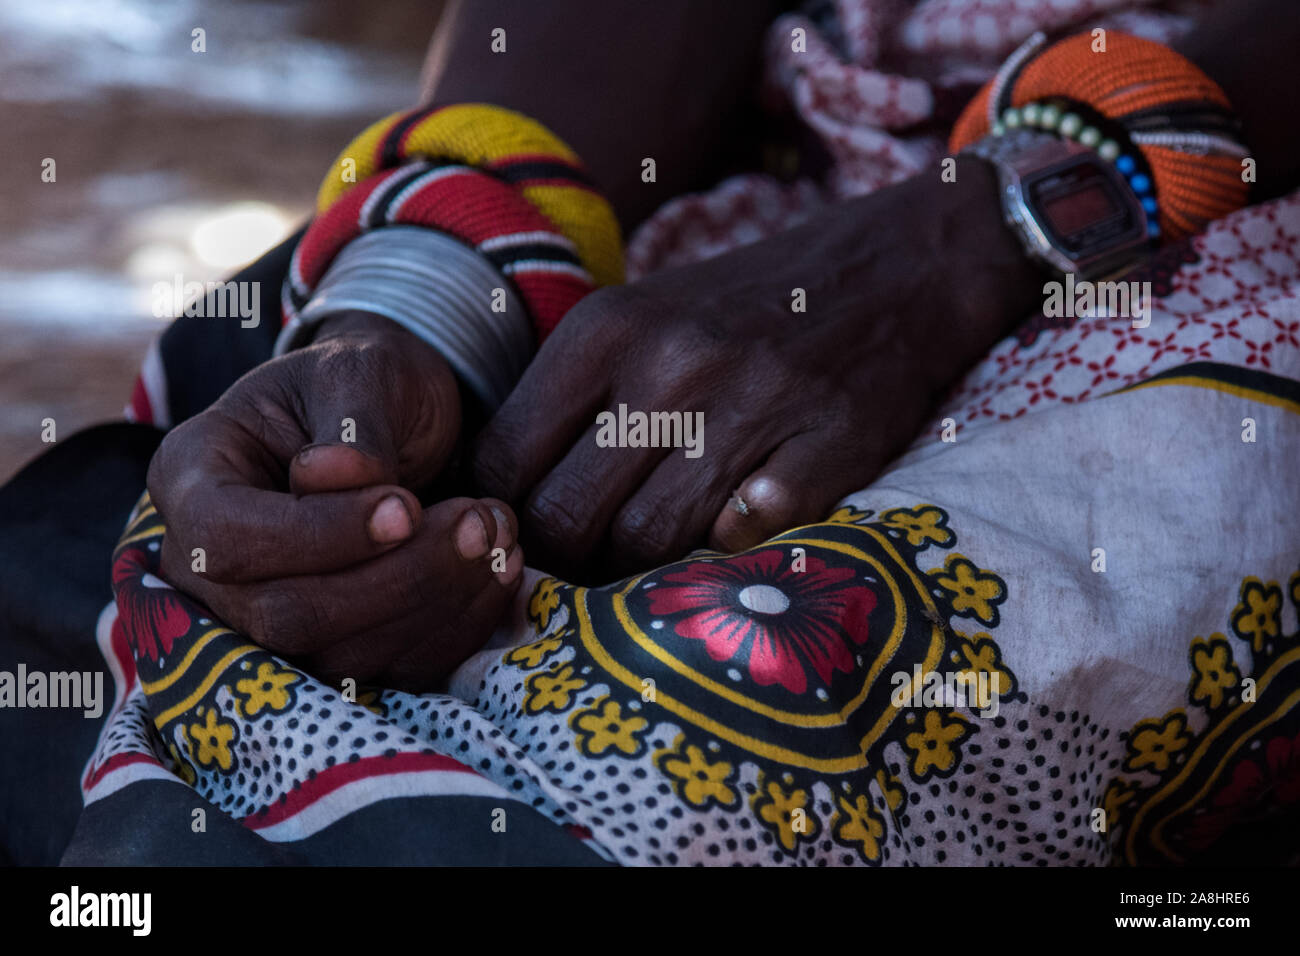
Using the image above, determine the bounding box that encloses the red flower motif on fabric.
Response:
[1184,728,1300,851]
[112,547,193,664]
[645,548,877,694]
[1216,731,1300,809]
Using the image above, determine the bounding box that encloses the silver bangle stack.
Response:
[274,226,533,411]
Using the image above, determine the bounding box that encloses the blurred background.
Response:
[0,0,445,482]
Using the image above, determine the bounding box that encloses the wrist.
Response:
[894,156,1044,389]
[312,309,416,345]
[943,156,1044,324]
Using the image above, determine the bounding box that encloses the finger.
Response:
[286,505,518,681]
[149,414,423,583]
[289,443,397,496]
[608,412,774,572]
[472,322,610,503]
[479,497,518,546]
[522,421,670,569]
[225,498,512,658]
[288,369,403,494]
[709,433,867,553]
[380,543,525,691]
[168,481,423,583]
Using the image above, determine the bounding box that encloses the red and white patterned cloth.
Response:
[626,0,1210,281]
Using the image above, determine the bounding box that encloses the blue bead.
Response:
[1116,155,1136,175]
[1147,221,1162,239]
[1142,197,1158,214]
[1129,173,1151,194]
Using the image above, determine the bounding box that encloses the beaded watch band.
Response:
[951,31,1250,242]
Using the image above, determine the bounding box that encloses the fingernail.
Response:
[296,442,333,465]
[369,496,413,544]
[454,509,490,560]
[489,506,511,538]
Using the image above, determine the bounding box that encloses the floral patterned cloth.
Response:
[86,0,1300,865]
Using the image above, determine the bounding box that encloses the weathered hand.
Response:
[473,159,1037,578]
[147,310,523,689]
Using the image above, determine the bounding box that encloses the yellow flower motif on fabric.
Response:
[528,577,563,632]
[881,505,955,549]
[1290,569,1300,612]
[187,708,235,771]
[656,737,738,809]
[1124,710,1190,774]
[952,631,1016,700]
[571,697,648,757]
[874,769,905,814]
[825,505,870,525]
[167,742,197,786]
[234,661,300,717]
[1101,780,1135,829]
[832,791,886,863]
[930,555,1007,627]
[356,688,385,717]
[523,663,586,714]
[507,631,568,670]
[753,776,818,853]
[1230,577,1282,652]
[903,710,972,779]
[1189,635,1240,710]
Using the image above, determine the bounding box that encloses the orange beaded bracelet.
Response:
[950,31,1250,242]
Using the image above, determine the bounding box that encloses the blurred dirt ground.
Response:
[0,0,443,483]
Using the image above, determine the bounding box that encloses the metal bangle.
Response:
[275,226,532,411]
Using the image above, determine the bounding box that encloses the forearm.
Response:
[1177,0,1300,199]
[420,0,789,231]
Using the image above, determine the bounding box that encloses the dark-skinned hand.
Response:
[146,310,524,691]
[472,158,1038,580]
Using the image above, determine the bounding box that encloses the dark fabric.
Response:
[61,781,301,866]
[0,424,164,865]
[61,782,608,865]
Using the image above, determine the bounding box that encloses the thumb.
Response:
[289,396,401,495]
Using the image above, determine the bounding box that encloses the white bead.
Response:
[1021,103,1042,126]
[1059,113,1083,137]
[1098,139,1121,161]
[1002,108,1022,129]
[1040,104,1061,129]
[1079,126,1102,147]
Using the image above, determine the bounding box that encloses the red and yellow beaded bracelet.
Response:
[284,103,624,342]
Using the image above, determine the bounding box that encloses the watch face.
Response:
[1024,158,1142,257]
[1041,183,1120,236]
